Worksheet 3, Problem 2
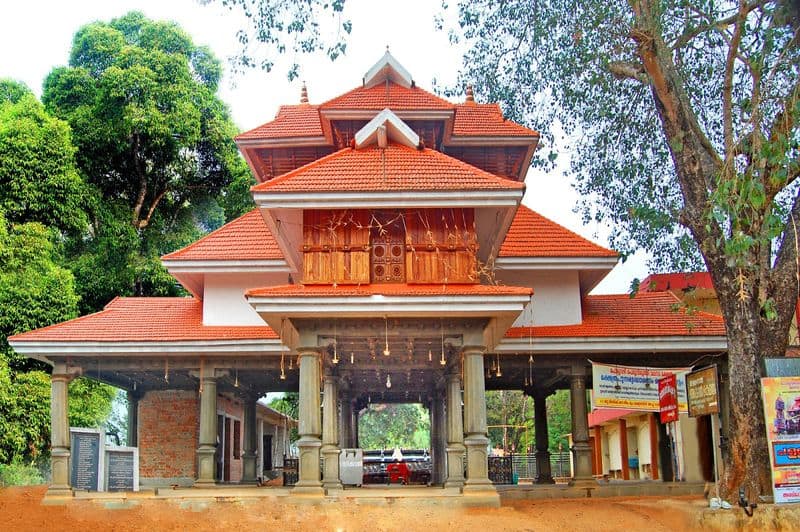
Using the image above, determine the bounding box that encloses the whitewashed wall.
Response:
[203,272,288,325]
[498,270,582,327]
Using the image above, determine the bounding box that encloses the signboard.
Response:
[69,428,104,491]
[686,365,720,417]
[590,362,690,412]
[659,374,679,423]
[105,446,139,492]
[761,376,800,504]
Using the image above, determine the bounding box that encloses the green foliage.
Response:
[0,363,50,464]
[0,461,46,487]
[0,80,88,234]
[268,393,299,442]
[201,0,352,80]
[486,390,533,453]
[546,390,572,454]
[358,403,430,450]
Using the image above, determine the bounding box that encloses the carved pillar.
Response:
[462,347,492,491]
[433,388,447,485]
[533,390,554,484]
[321,374,342,490]
[444,370,465,489]
[339,384,351,449]
[570,367,593,484]
[196,369,218,486]
[48,363,72,497]
[295,349,323,493]
[241,394,259,483]
[126,390,140,447]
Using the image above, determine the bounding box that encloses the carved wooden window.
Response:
[303,210,370,284]
[404,208,478,284]
[370,211,406,283]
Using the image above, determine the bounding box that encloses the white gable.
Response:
[363,50,413,89]
[354,108,420,149]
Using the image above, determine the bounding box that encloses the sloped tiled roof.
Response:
[504,292,725,338]
[321,83,453,110]
[452,103,539,137]
[8,298,277,342]
[247,283,532,298]
[236,104,325,141]
[251,144,525,194]
[499,205,617,258]
[638,272,714,293]
[162,209,283,262]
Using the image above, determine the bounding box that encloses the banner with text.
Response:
[761,376,800,504]
[591,362,690,412]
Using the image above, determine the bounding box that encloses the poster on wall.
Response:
[761,376,800,504]
[590,362,690,412]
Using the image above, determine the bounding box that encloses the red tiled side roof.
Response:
[500,205,617,258]
[505,292,725,338]
[588,409,638,427]
[162,209,283,262]
[8,298,277,343]
[251,144,525,193]
[236,104,325,141]
[638,272,714,293]
[452,103,539,137]
[247,283,532,298]
[320,83,453,110]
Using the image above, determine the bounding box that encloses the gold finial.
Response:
[300,82,309,104]
[465,84,474,103]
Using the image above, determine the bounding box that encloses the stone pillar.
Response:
[429,398,439,484]
[241,394,259,484]
[196,369,218,486]
[321,375,342,491]
[533,390,554,484]
[433,389,447,485]
[48,363,72,497]
[339,385,351,449]
[444,371,465,489]
[126,390,140,447]
[295,349,323,493]
[462,347,493,492]
[570,367,593,484]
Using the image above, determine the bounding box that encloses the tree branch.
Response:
[722,1,748,158]
[608,60,648,83]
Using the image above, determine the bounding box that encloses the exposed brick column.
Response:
[533,389,554,484]
[321,374,342,491]
[295,348,323,493]
[196,369,218,486]
[48,363,73,498]
[444,370,465,489]
[569,365,593,484]
[241,393,259,484]
[462,346,492,492]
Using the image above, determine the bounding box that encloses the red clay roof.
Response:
[588,409,639,427]
[251,143,525,194]
[162,209,283,262]
[321,82,453,110]
[500,205,617,258]
[505,292,725,338]
[236,104,326,141]
[247,283,532,298]
[8,298,277,343]
[638,272,714,293]
[452,103,539,138]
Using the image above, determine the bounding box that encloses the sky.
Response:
[1,0,651,294]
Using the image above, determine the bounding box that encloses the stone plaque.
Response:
[69,428,104,491]
[686,365,720,417]
[105,446,139,492]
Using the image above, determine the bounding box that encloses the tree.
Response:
[358,403,430,449]
[0,80,88,234]
[486,390,534,453]
[451,1,800,497]
[42,12,249,307]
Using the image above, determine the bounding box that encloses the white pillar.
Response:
[295,348,323,493]
[321,375,342,490]
[462,347,493,492]
[196,370,218,486]
[48,363,72,498]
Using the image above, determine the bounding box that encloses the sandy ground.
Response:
[0,485,795,531]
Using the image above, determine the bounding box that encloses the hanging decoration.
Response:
[383,316,391,356]
[386,373,392,388]
[279,317,287,380]
[439,319,447,366]
[234,367,239,388]
[350,351,355,364]
[495,353,502,378]
[528,354,534,386]
[165,358,170,384]
[332,320,339,364]
[428,346,433,362]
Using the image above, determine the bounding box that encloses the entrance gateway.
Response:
[9,52,728,504]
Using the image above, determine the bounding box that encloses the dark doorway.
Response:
[263,434,273,471]
[223,417,232,481]
[696,415,715,482]
[215,414,224,482]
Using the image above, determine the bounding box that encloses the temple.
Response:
[10,52,729,504]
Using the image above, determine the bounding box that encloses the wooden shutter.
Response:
[405,209,478,284]
[303,209,369,284]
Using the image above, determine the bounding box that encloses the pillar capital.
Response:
[297,346,321,358]
[461,345,486,356]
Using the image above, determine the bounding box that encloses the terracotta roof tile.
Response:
[251,144,525,194]
[8,298,277,342]
[452,103,538,137]
[247,283,532,298]
[500,205,617,258]
[638,272,714,293]
[162,209,283,262]
[236,104,325,141]
[505,292,725,338]
[321,83,453,110]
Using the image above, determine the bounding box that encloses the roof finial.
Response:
[300,82,309,104]
[465,84,474,103]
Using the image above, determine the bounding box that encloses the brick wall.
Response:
[138,390,199,483]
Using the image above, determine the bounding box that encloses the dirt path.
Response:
[0,485,789,531]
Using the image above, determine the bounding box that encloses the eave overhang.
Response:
[496,335,727,354]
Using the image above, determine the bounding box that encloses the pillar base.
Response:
[535,450,555,484]
[462,483,500,507]
[571,441,593,483]
[536,474,555,484]
[464,434,491,487]
[321,445,343,490]
[241,451,258,484]
[44,486,73,502]
[444,444,466,489]
[196,445,217,486]
[296,436,322,489]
